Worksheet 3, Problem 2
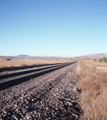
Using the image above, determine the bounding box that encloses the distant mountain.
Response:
[1,53,107,60]
[7,55,71,59]
[16,54,30,58]
[76,53,107,59]
[13,53,107,59]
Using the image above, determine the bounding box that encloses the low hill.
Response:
[1,53,107,60]
[76,53,107,59]
[0,56,10,59]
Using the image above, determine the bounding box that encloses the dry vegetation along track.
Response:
[0,62,83,120]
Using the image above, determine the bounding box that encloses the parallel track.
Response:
[0,63,63,79]
[0,62,76,90]
[0,63,61,72]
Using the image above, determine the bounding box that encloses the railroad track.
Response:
[0,63,63,79]
[0,63,61,72]
[0,62,76,90]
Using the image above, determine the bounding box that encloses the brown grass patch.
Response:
[76,60,107,120]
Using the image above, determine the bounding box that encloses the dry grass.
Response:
[76,60,107,120]
[0,59,73,68]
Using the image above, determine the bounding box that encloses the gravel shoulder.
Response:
[0,62,83,120]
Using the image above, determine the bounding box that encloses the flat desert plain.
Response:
[0,59,73,68]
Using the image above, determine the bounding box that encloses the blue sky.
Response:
[0,0,107,57]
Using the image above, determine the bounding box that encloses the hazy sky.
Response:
[0,0,107,57]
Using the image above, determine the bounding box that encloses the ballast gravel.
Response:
[0,62,83,120]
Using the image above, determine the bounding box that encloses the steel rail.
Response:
[0,62,76,90]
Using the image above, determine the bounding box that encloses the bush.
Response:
[99,57,107,63]
[93,59,97,62]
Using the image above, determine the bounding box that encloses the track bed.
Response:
[0,62,83,120]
